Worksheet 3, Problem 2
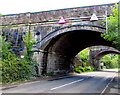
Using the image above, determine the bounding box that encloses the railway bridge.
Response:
[1,3,119,75]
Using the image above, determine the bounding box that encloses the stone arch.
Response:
[37,24,105,49]
[37,24,118,74]
[95,49,120,59]
[88,46,120,70]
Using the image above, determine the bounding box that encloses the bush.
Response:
[1,36,38,83]
[78,66,85,72]
[2,54,39,83]
[90,66,95,71]
[85,66,95,72]
[74,66,85,73]
[74,66,95,73]
[85,66,91,71]
[74,67,82,73]
[45,72,54,76]
[2,57,31,83]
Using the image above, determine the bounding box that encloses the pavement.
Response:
[0,69,119,95]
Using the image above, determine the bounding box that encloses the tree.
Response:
[100,54,118,69]
[101,4,120,50]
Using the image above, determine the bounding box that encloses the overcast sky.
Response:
[1,0,119,15]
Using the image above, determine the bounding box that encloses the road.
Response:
[2,69,119,94]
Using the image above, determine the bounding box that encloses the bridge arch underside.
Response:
[40,29,116,74]
[95,50,120,59]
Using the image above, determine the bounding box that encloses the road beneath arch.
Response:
[2,69,119,94]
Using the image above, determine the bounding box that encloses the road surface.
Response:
[2,69,119,94]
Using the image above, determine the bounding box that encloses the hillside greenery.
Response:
[78,48,89,66]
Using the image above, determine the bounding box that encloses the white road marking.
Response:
[100,73,116,95]
[50,79,84,90]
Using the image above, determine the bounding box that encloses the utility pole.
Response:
[118,0,120,40]
[118,0,120,71]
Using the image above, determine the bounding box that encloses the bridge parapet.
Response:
[0,3,113,26]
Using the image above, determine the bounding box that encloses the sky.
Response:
[0,0,119,15]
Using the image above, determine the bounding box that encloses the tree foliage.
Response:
[78,48,89,62]
[100,54,118,69]
[78,48,89,66]
[101,4,120,49]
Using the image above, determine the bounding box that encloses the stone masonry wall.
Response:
[0,3,115,75]
[0,3,113,25]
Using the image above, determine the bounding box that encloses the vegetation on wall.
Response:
[1,36,31,83]
[23,24,36,61]
[22,24,38,78]
[1,24,38,83]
